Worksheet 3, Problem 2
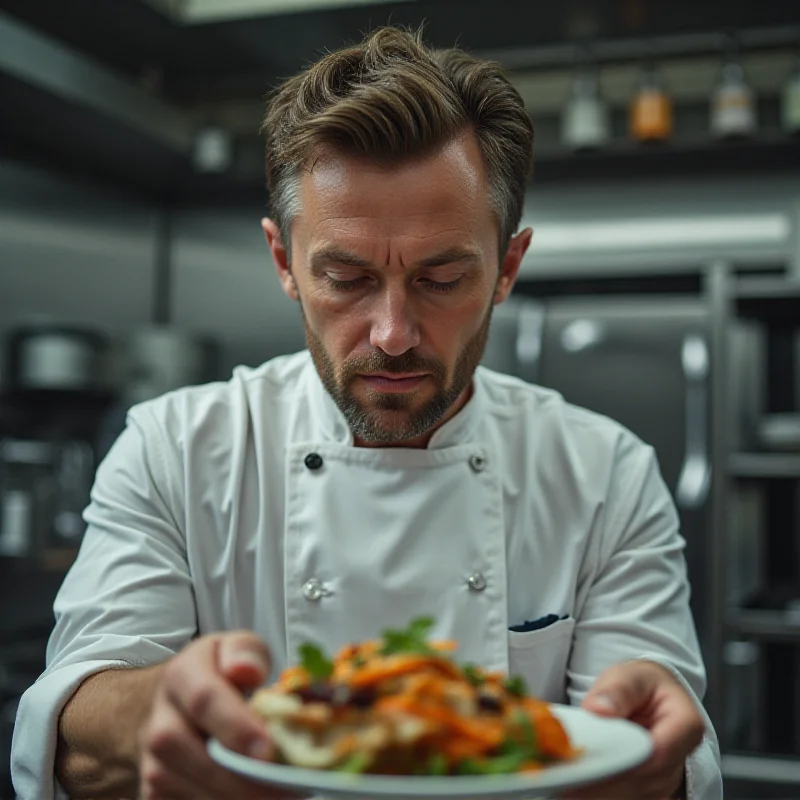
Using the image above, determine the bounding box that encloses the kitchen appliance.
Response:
[781,57,800,134]
[122,325,214,404]
[4,323,109,392]
[484,293,764,660]
[0,438,95,561]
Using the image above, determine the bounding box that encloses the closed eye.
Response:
[324,275,369,292]
[421,277,462,293]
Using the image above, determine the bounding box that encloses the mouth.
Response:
[358,373,428,393]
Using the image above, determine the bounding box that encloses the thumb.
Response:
[217,631,272,691]
[581,662,652,719]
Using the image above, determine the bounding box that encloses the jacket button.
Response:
[467,572,487,592]
[304,452,323,470]
[302,578,330,601]
[469,453,487,473]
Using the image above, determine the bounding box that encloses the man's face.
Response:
[264,133,530,447]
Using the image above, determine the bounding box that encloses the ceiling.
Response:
[1,0,798,199]
[4,0,799,101]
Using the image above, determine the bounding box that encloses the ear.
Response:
[262,217,298,301]
[493,227,532,305]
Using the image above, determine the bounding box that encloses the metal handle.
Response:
[515,301,546,383]
[676,334,712,509]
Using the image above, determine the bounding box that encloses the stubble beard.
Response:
[301,301,493,444]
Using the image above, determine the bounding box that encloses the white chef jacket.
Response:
[12,350,722,799]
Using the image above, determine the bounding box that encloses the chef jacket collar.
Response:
[303,356,485,449]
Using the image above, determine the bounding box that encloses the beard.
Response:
[301,302,494,445]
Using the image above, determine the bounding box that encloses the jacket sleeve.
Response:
[11,406,197,800]
[567,434,722,800]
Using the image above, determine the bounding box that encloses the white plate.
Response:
[207,704,652,799]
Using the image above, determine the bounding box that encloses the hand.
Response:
[138,630,305,799]
[564,660,704,800]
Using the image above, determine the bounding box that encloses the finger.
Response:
[580,661,653,719]
[139,751,196,799]
[163,638,273,759]
[647,686,705,761]
[146,696,290,797]
[218,630,273,690]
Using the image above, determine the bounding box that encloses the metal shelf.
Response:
[722,753,800,785]
[728,609,800,643]
[728,453,800,479]
[733,279,800,323]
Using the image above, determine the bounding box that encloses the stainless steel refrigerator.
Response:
[483,293,724,660]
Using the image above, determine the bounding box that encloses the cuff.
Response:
[11,659,130,800]
[634,656,723,800]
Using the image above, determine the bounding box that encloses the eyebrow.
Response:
[416,247,481,268]
[309,246,373,270]
[309,245,481,271]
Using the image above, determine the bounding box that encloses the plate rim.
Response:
[207,703,653,797]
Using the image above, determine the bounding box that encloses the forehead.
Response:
[295,134,494,246]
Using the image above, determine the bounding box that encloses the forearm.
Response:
[55,662,166,799]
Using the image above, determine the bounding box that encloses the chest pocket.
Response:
[507,616,575,703]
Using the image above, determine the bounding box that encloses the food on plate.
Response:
[249,617,577,776]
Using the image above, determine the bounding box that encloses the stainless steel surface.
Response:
[7,326,107,391]
[515,302,545,385]
[676,335,712,510]
[480,26,800,71]
[728,453,800,479]
[756,415,800,452]
[728,610,800,643]
[0,161,157,348]
[722,754,800,785]
[0,438,94,556]
[0,12,192,152]
[707,261,733,738]
[122,326,212,404]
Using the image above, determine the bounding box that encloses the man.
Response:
[12,26,721,800]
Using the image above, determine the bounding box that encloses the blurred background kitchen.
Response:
[0,0,799,797]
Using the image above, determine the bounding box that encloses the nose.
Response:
[369,284,420,357]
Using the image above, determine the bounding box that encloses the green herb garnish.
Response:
[336,751,372,773]
[462,663,486,687]
[298,642,334,681]
[380,616,437,656]
[503,674,528,698]
[456,758,485,775]
[517,710,539,758]
[426,753,449,775]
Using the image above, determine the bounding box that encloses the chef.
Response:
[12,26,721,800]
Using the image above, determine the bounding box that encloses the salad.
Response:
[249,617,577,776]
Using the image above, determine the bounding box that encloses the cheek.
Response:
[423,303,485,357]
[305,298,371,355]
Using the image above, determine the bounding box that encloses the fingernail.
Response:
[247,737,272,760]
[232,652,267,671]
[590,693,618,712]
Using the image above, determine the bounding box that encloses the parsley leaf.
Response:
[336,751,372,773]
[426,753,449,775]
[503,674,528,697]
[380,616,437,656]
[462,663,486,687]
[298,642,333,681]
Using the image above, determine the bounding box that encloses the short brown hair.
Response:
[261,26,533,256]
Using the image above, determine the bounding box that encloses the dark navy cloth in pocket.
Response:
[509,613,568,633]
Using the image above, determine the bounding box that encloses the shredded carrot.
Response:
[348,654,461,688]
[263,627,577,776]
